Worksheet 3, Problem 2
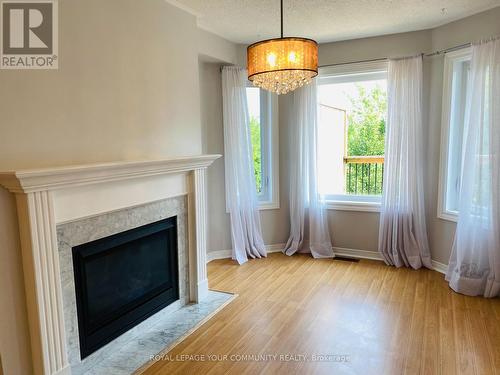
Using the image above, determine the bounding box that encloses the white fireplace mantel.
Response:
[0,155,221,375]
[0,155,220,193]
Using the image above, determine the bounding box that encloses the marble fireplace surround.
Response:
[0,155,221,375]
[57,196,189,374]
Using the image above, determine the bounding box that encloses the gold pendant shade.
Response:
[247,37,318,95]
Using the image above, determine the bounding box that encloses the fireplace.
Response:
[72,217,179,359]
[0,156,218,374]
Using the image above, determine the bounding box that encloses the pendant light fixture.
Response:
[247,0,318,95]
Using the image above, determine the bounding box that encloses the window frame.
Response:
[318,60,388,212]
[245,84,280,210]
[437,47,472,222]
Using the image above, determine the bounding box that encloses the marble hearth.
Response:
[0,155,221,375]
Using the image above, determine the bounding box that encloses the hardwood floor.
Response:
[143,253,500,375]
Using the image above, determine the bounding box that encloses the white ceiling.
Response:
[168,0,500,44]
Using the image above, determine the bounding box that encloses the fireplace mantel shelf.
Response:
[0,154,221,193]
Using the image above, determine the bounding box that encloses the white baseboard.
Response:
[207,244,449,275]
[431,260,448,274]
[206,250,233,263]
[206,244,381,263]
[335,247,450,275]
[206,243,285,263]
[266,243,286,252]
[333,246,383,261]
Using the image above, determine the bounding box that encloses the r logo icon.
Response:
[1,1,58,69]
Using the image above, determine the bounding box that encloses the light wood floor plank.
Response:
[142,253,500,375]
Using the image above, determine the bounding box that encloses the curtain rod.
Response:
[318,42,471,68]
[218,41,472,72]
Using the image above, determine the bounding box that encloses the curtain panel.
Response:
[446,38,500,297]
[222,66,266,264]
[284,81,334,258]
[378,56,432,269]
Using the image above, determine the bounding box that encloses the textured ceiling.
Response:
[168,0,500,44]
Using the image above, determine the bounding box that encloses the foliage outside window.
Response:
[345,84,386,195]
[438,48,472,221]
[249,116,262,193]
[245,85,278,209]
[318,70,387,199]
[246,87,263,193]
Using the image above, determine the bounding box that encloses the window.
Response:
[317,61,388,211]
[438,48,472,221]
[245,85,279,209]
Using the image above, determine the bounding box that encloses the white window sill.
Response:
[258,201,280,210]
[438,210,458,222]
[326,200,381,213]
[225,201,279,213]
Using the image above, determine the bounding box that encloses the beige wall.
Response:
[199,61,290,253]
[207,7,500,257]
[0,1,237,373]
[197,31,240,253]
[0,189,31,375]
[198,29,239,65]
[431,6,500,51]
[204,33,427,253]
[318,30,432,66]
[2,1,500,373]
[0,0,203,170]
[199,61,232,252]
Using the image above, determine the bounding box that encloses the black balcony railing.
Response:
[345,156,384,195]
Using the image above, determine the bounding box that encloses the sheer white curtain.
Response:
[378,56,432,269]
[222,66,266,265]
[446,38,500,297]
[284,81,334,258]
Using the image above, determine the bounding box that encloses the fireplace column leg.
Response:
[188,168,209,302]
[15,191,70,375]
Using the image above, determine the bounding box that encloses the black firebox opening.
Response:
[72,217,179,359]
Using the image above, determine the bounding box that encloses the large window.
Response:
[317,62,388,210]
[245,86,279,209]
[438,48,472,221]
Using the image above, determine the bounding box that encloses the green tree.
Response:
[345,84,387,195]
[347,84,386,156]
[249,116,262,193]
